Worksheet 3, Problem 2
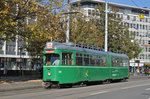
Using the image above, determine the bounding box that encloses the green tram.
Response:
[43,42,129,88]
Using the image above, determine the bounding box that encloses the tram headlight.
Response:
[48,72,51,76]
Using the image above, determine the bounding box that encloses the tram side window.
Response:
[90,55,96,66]
[112,58,128,67]
[122,59,129,67]
[115,58,120,67]
[84,54,90,66]
[112,57,118,67]
[76,53,83,66]
[95,56,100,66]
[101,56,106,66]
[62,53,73,65]
[119,59,123,67]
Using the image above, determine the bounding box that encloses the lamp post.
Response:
[22,52,25,76]
[66,0,70,43]
[66,10,70,43]
[19,47,23,76]
[105,1,108,52]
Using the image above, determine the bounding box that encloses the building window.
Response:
[148,40,150,44]
[127,15,130,20]
[146,18,148,22]
[148,55,150,59]
[143,25,145,30]
[140,24,142,29]
[146,25,148,30]
[137,24,139,29]
[92,10,95,15]
[133,16,136,21]
[137,32,139,36]
[133,24,136,28]
[130,23,132,28]
[142,40,145,45]
[117,14,120,18]
[88,9,91,15]
[149,48,150,52]
[127,23,129,28]
[146,47,148,52]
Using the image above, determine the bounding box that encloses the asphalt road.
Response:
[0,78,150,99]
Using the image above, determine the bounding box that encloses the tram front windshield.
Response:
[44,54,60,65]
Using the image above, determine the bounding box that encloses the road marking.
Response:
[146,88,150,91]
[122,83,150,90]
[90,91,109,96]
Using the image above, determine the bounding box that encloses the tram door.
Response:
[83,54,90,81]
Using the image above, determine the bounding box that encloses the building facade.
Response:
[71,0,150,69]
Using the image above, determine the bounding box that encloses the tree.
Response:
[0,0,66,57]
[70,3,141,59]
[0,0,42,41]
[69,6,104,47]
[23,0,66,57]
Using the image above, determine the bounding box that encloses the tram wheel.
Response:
[42,82,52,89]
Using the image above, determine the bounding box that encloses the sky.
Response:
[71,0,150,9]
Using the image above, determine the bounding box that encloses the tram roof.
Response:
[45,42,128,58]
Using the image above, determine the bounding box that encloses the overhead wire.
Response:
[130,0,139,7]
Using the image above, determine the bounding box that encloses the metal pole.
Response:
[19,47,22,76]
[66,1,70,43]
[105,1,108,52]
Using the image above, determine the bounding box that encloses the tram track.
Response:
[0,78,150,99]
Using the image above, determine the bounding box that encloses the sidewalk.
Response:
[0,76,42,92]
[129,73,150,79]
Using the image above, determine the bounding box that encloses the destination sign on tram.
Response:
[45,50,55,53]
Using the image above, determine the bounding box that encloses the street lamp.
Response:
[63,10,79,43]
[64,0,70,43]
[18,47,22,76]
[22,52,25,76]
[105,1,108,52]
